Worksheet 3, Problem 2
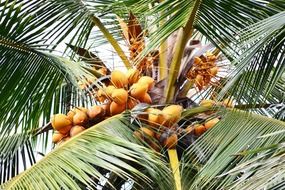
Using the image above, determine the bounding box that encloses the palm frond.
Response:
[131,0,281,59]
[181,110,285,189]
[0,133,36,184]
[1,115,174,190]
[0,34,93,136]
[223,142,285,189]
[220,11,285,103]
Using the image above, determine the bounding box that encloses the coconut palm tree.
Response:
[0,0,285,189]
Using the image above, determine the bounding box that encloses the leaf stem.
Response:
[91,16,132,69]
[164,0,202,103]
[159,0,168,80]
[168,149,181,190]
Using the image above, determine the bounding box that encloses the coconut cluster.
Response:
[185,98,234,137]
[51,105,107,145]
[187,52,218,91]
[134,105,183,150]
[186,117,220,136]
[96,69,154,115]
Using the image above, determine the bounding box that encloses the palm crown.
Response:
[0,0,285,189]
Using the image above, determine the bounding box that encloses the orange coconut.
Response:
[163,133,178,149]
[67,110,76,122]
[52,132,65,143]
[147,108,164,127]
[104,85,116,98]
[126,68,140,85]
[139,92,152,104]
[70,125,85,137]
[205,118,220,130]
[111,70,128,88]
[111,88,128,105]
[162,105,183,127]
[87,105,104,119]
[51,114,72,133]
[73,110,88,125]
[110,101,126,115]
[130,83,148,99]
[194,124,206,136]
[138,76,154,90]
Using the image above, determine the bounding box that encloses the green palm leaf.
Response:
[220,11,285,102]
[0,133,36,184]
[223,142,285,189]
[1,115,174,190]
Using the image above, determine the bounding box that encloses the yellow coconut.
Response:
[147,108,164,127]
[138,76,155,90]
[200,99,215,107]
[111,88,128,105]
[87,105,104,119]
[104,85,116,98]
[110,101,126,115]
[73,110,88,125]
[162,105,183,127]
[205,118,220,130]
[126,68,140,85]
[111,70,128,88]
[51,114,72,132]
[67,110,76,122]
[52,132,65,143]
[130,83,148,99]
[70,125,85,137]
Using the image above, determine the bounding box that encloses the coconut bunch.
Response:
[51,105,107,145]
[187,51,219,91]
[117,13,157,73]
[96,69,155,116]
[185,117,220,137]
[183,98,234,137]
[134,105,183,150]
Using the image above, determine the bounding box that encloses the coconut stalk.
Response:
[164,0,202,103]
[91,16,132,69]
[159,0,168,80]
[168,149,181,190]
